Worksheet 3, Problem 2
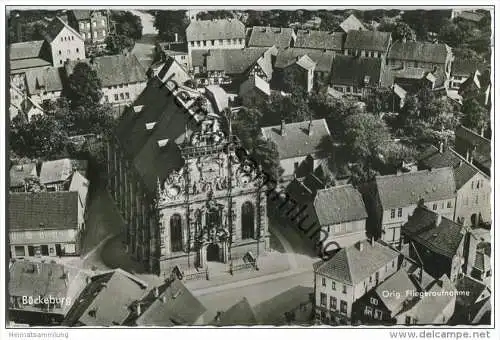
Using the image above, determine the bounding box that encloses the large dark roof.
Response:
[9,192,79,231]
[313,185,367,226]
[295,30,345,51]
[186,19,245,42]
[205,48,270,75]
[215,297,258,326]
[402,207,465,259]
[315,240,399,285]
[344,30,391,52]
[9,40,45,60]
[388,41,451,64]
[261,119,332,159]
[135,279,207,326]
[331,55,383,87]
[114,77,190,194]
[65,54,147,88]
[375,168,456,210]
[275,48,335,73]
[455,275,489,307]
[248,26,295,49]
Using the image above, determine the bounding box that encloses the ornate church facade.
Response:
[107,75,269,276]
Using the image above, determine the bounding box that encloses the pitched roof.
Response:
[295,30,345,51]
[248,26,295,49]
[388,41,451,64]
[261,119,332,159]
[275,48,335,73]
[155,56,191,87]
[135,279,207,326]
[474,250,491,273]
[344,30,391,52]
[402,207,465,259]
[313,185,367,226]
[10,58,53,72]
[205,48,270,75]
[186,19,245,42]
[44,16,83,43]
[455,276,488,307]
[339,14,366,33]
[375,168,456,210]
[25,66,63,95]
[9,192,79,231]
[216,297,258,326]
[9,40,46,60]
[296,54,316,70]
[65,270,148,326]
[315,240,399,284]
[331,55,383,87]
[9,163,37,188]
[407,274,456,324]
[418,145,487,189]
[375,270,418,313]
[65,54,147,88]
[114,78,190,194]
[39,158,73,184]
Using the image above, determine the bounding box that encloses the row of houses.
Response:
[8,158,90,258]
[9,12,146,121]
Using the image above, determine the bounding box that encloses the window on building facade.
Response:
[120,93,125,100]
[114,94,119,101]
[92,21,96,27]
[125,92,130,99]
[80,22,84,29]
[405,316,412,325]
[364,306,373,317]
[59,50,62,55]
[342,284,347,294]
[374,309,383,320]
[14,246,25,257]
[104,95,109,102]
[432,203,437,210]
[203,41,207,46]
[447,201,452,208]
[320,293,326,306]
[370,297,378,305]
[219,39,223,44]
[322,277,326,287]
[332,281,336,290]
[390,209,396,219]
[170,214,183,252]
[340,300,348,314]
[330,296,337,310]
[397,208,403,217]
[86,22,90,29]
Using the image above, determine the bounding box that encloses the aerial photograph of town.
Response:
[3,4,494,332]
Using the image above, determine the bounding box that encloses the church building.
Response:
[107,66,269,276]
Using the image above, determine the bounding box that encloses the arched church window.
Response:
[241,201,255,239]
[170,214,183,252]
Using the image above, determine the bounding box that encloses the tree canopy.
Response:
[111,11,143,40]
[65,62,103,108]
[105,34,135,54]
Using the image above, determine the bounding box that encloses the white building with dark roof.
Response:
[313,239,400,324]
[185,19,246,69]
[261,118,332,180]
[344,30,392,59]
[248,26,296,49]
[338,14,366,33]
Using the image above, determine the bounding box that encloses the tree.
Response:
[65,62,103,108]
[438,19,464,47]
[461,98,489,133]
[366,88,394,115]
[392,21,416,42]
[232,107,264,149]
[111,11,143,40]
[153,10,189,42]
[105,34,135,54]
[343,113,390,163]
[251,137,283,184]
[10,114,68,159]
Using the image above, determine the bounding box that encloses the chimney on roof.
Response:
[153,287,159,298]
[174,33,179,43]
[439,141,444,153]
[280,119,286,136]
[371,237,375,247]
[435,213,442,227]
